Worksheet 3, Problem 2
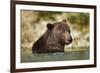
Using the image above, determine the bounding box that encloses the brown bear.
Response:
[32,19,72,53]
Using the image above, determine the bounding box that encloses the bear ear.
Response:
[62,19,67,23]
[47,23,54,30]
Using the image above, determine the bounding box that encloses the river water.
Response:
[21,50,89,63]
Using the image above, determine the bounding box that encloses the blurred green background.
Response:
[21,10,90,63]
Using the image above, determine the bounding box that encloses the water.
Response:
[21,50,89,63]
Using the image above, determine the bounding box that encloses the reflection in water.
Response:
[21,50,89,63]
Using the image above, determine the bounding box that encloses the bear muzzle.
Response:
[65,36,72,45]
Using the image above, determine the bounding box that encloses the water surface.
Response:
[21,50,89,63]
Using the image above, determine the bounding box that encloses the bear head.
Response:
[47,19,72,45]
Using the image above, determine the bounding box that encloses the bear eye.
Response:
[62,29,66,32]
[62,28,71,33]
[58,29,66,33]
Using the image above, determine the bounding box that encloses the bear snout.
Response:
[68,36,72,43]
[65,35,72,45]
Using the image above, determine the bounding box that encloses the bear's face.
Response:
[47,19,72,45]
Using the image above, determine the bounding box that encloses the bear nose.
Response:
[68,37,72,42]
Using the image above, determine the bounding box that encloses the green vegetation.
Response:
[67,13,89,26]
[67,13,89,30]
[38,11,62,21]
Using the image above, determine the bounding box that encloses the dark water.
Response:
[21,50,89,63]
